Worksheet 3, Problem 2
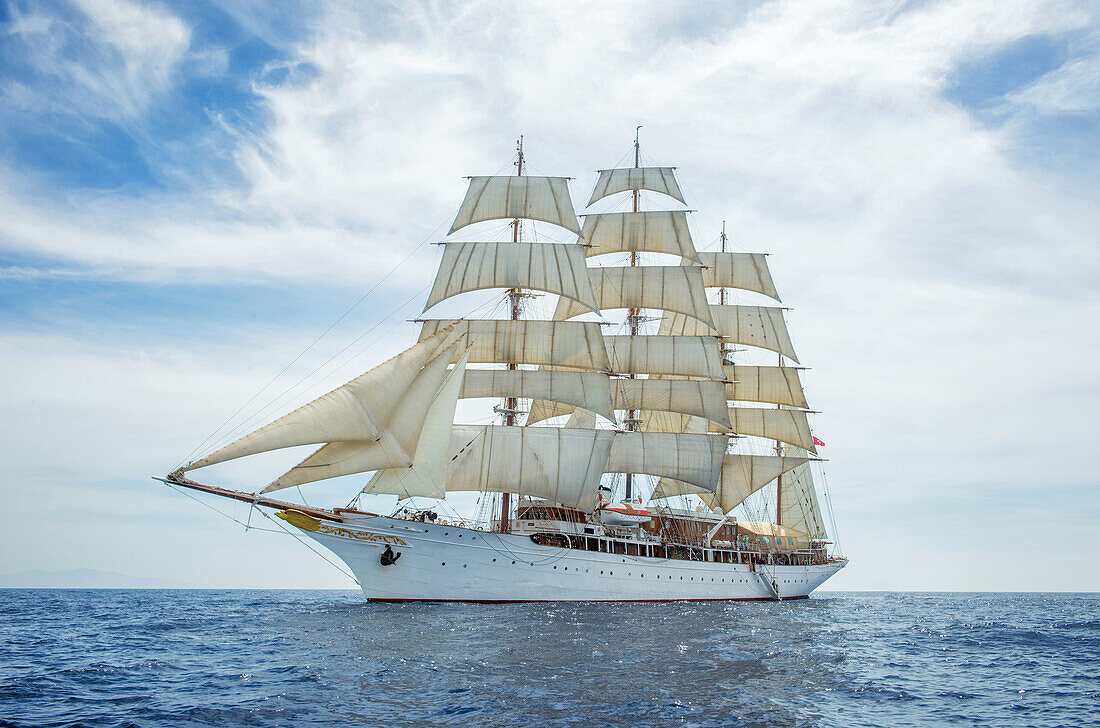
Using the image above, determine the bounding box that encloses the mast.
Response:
[775,351,783,525]
[623,126,642,502]
[500,135,525,534]
[718,222,731,364]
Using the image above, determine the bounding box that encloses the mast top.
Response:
[515,135,524,177]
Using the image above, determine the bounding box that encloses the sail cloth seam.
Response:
[659,305,799,363]
[459,370,616,422]
[579,211,700,262]
[419,319,613,372]
[684,252,781,301]
[604,335,725,380]
[552,266,714,328]
[587,167,686,207]
[424,242,599,314]
[450,176,582,235]
[650,454,808,513]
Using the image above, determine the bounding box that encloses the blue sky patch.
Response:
[946,34,1068,111]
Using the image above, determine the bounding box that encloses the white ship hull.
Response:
[299,513,845,602]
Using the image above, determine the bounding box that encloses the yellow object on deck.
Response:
[276,509,323,532]
[736,521,810,550]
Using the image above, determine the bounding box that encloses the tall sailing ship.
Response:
[161,135,847,601]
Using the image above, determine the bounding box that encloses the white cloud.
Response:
[4,0,190,121]
[2,0,1099,588]
[1009,54,1100,115]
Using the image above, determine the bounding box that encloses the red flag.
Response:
[812,436,825,447]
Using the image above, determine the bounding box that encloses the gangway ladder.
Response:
[756,565,782,601]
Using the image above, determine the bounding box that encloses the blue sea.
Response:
[0,591,1097,727]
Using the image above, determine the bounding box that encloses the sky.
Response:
[1,0,1097,591]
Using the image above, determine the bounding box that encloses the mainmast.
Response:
[624,126,642,502]
[500,135,525,533]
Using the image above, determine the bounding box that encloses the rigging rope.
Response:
[161,481,360,585]
[201,282,432,455]
[177,174,494,468]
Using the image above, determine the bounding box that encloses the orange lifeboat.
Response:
[599,502,651,526]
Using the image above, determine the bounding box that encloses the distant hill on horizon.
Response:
[0,568,203,589]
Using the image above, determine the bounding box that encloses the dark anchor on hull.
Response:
[380,544,402,566]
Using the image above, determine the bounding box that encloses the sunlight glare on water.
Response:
[0,590,1097,727]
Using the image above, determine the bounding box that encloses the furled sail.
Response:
[727,407,816,453]
[688,252,780,301]
[587,167,685,206]
[725,365,808,408]
[419,319,612,372]
[185,326,455,471]
[262,344,464,492]
[605,432,726,491]
[552,266,713,326]
[605,335,725,380]
[659,305,798,363]
[424,242,599,313]
[460,369,615,422]
[580,211,699,261]
[450,176,581,235]
[446,425,615,510]
[360,350,471,499]
[525,379,729,428]
[650,454,809,512]
[778,446,828,539]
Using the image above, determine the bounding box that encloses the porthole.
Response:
[492,558,497,563]
[553,566,557,569]
[441,562,446,566]
[458,534,463,538]
[463,564,467,568]
[512,561,516,565]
